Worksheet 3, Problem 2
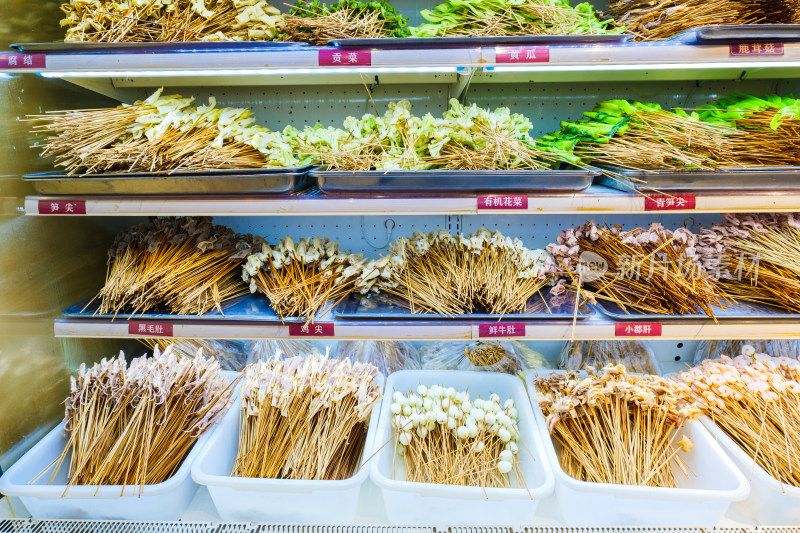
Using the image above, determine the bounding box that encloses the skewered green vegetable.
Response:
[278,0,408,45]
[410,0,621,37]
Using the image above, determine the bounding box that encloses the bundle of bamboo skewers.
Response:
[278,0,409,45]
[335,341,421,374]
[390,385,525,487]
[297,99,563,171]
[697,213,800,313]
[232,355,382,480]
[29,88,306,175]
[51,345,234,490]
[559,340,661,374]
[534,365,700,486]
[94,217,253,317]
[547,221,729,318]
[674,347,800,486]
[60,0,283,42]
[243,235,367,322]
[141,338,248,370]
[359,228,557,316]
[604,0,800,41]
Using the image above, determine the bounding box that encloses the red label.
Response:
[38,200,86,215]
[495,46,549,63]
[289,322,335,336]
[644,194,695,211]
[128,321,173,337]
[0,53,46,69]
[615,322,662,337]
[478,323,525,337]
[478,195,528,210]
[319,49,371,66]
[730,42,784,56]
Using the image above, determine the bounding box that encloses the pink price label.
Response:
[319,49,371,66]
[38,200,86,215]
[478,195,528,210]
[495,46,549,64]
[478,323,525,337]
[730,42,784,56]
[615,322,662,337]
[0,53,46,69]
[644,194,695,211]
[289,322,335,336]
[129,321,173,337]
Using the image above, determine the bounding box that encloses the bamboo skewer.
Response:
[675,347,800,487]
[94,217,252,317]
[49,345,234,492]
[232,356,381,480]
[359,228,557,317]
[534,365,699,487]
[243,236,366,322]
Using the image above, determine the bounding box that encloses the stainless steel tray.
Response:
[330,34,632,48]
[11,41,308,52]
[595,300,800,321]
[312,169,596,194]
[668,24,800,43]
[24,168,313,194]
[595,165,800,192]
[63,294,325,323]
[335,289,594,320]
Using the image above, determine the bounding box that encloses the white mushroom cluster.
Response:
[390,385,521,476]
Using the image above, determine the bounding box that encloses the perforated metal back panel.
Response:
[31,521,214,533]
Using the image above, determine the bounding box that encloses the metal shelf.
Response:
[53,314,800,340]
[24,187,800,216]
[5,42,800,95]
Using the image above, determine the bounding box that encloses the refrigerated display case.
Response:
[3,0,800,529]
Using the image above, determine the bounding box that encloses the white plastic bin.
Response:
[526,369,749,527]
[700,416,800,525]
[191,374,383,523]
[369,369,555,527]
[0,370,239,520]
[0,421,211,520]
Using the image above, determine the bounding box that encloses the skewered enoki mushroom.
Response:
[243,236,366,322]
[359,228,557,316]
[534,365,699,487]
[232,355,381,480]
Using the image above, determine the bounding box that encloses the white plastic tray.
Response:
[369,369,555,527]
[525,369,749,527]
[192,374,383,523]
[0,421,211,520]
[700,416,800,525]
[0,370,240,520]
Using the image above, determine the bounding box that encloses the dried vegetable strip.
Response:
[278,0,408,44]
